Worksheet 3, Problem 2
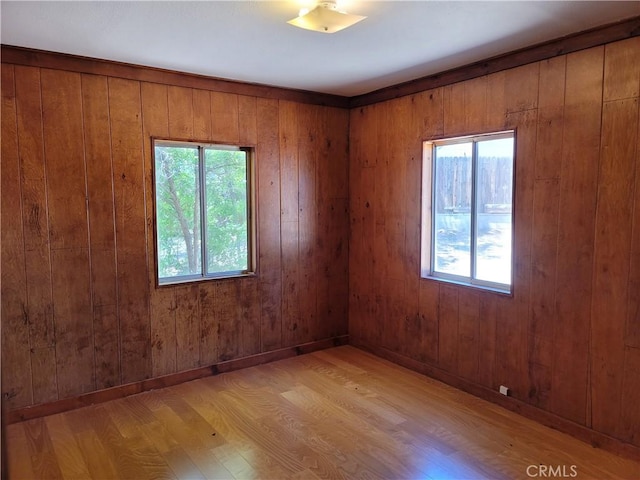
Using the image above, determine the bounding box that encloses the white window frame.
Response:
[421,130,515,294]
[153,139,256,286]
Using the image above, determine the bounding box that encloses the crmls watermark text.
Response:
[526,465,578,478]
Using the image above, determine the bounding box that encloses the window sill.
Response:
[158,271,256,287]
[421,274,513,297]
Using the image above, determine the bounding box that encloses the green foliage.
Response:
[155,145,248,281]
[205,149,248,272]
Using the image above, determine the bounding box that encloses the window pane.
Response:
[475,137,513,285]
[205,149,248,273]
[433,143,472,277]
[155,146,202,279]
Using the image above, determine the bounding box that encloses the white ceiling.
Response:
[1,1,639,97]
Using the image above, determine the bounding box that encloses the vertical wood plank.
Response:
[40,68,94,399]
[279,101,300,346]
[82,73,120,389]
[14,66,56,404]
[240,278,261,357]
[317,107,349,201]
[281,220,300,347]
[528,55,566,406]
[438,285,459,373]
[50,248,94,398]
[192,89,211,139]
[485,71,507,131]
[403,94,426,358]
[168,86,193,138]
[238,95,257,145]
[109,77,151,383]
[256,98,282,351]
[175,284,201,370]
[199,284,217,365]
[505,62,539,113]
[551,47,604,425]
[93,304,120,389]
[211,92,239,143]
[535,56,566,180]
[620,346,640,446]
[457,290,480,383]
[603,37,640,102]
[627,109,640,350]
[141,81,177,378]
[325,197,349,338]
[41,69,89,250]
[529,178,559,343]
[591,97,638,437]
[418,281,439,364]
[465,76,487,131]
[216,281,241,362]
[350,103,378,168]
[415,88,444,140]
[507,108,537,402]
[297,104,319,344]
[476,292,497,388]
[348,114,376,345]
[443,82,465,136]
[1,64,33,408]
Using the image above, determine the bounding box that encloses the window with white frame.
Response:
[153,140,255,285]
[421,131,515,292]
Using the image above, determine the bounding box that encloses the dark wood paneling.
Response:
[256,98,284,352]
[591,97,639,437]
[141,81,176,378]
[81,74,120,390]
[551,48,603,425]
[1,64,33,409]
[108,77,152,384]
[13,66,56,405]
[1,58,349,414]
[211,92,239,143]
[348,37,640,454]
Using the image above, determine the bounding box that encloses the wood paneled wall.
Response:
[1,64,349,410]
[349,37,640,448]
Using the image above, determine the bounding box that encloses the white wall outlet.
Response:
[499,385,509,396]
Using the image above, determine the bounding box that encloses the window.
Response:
[153,140,255,285]
[421,131,515,292]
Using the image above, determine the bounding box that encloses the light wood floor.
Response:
[6,346,640,479]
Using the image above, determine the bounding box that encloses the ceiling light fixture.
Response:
[287,1,366,34]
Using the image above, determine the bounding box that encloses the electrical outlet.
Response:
[499,385,509,396]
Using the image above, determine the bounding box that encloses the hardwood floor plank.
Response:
[44,414,92,479]
[5,424,37,480]
[7,346,640,480]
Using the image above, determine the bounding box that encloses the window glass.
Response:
[433,143,472,277]
[154,141,253,285]
[155,145,201,278]
[205,148,249,273]
[475,138,513,285]
[423,131,514,292]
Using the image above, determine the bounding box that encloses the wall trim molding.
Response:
[352,341,640,463]
[349,15,640,108]
[0,45,350,109]
[2,16,638,111]
[4,335,349,425]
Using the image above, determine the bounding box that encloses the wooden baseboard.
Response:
[5,335,348,425]
[352,340,640,463]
